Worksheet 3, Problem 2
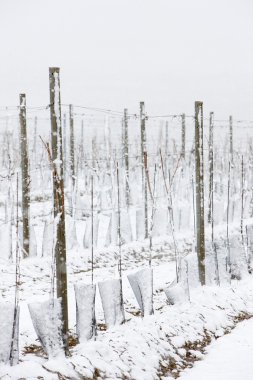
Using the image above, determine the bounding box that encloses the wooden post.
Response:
[123,108,130,208]
[19,94,30,258]
[181,113,186,159]
[229,115,233,163]
[69,104,75,189]
[208,112,214,239]
[195,101,205,285]
[140,101,148,239]
[49,67,68,352]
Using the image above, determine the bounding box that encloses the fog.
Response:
[1,0,253,118]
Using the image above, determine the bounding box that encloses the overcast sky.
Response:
[1,0,253,118]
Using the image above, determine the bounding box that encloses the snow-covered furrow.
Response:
[179,316,253,380]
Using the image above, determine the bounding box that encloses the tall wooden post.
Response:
[19,94,30,258]
[69,104,75,189]
[229,115,233,163]
[49,67,68,352]
[181,113,186,159]
[124,108,130,208]
[140,101,148,239]
[208,112,214,237]
[195,101,205,285]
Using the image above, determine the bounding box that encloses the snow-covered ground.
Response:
[0,105,252,378]
[0,224,253,379]
[179,317,253,380]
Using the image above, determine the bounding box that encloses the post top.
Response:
[49,67,60,73]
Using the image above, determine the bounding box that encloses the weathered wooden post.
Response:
[195,101,205,285]
[124,108,130,208]
[140,101,148,239]
[49,67,68,352]
[19,94,30,258]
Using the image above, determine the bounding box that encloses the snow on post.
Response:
[74,283,96,342]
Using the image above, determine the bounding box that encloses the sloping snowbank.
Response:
[179,317,253,380]
[1,278,253,380]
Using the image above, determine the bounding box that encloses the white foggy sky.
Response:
[1,0,253,118]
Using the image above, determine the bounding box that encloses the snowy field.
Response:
[1,0,253,378]
[0,216,253,379]
[0,104,253,379]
